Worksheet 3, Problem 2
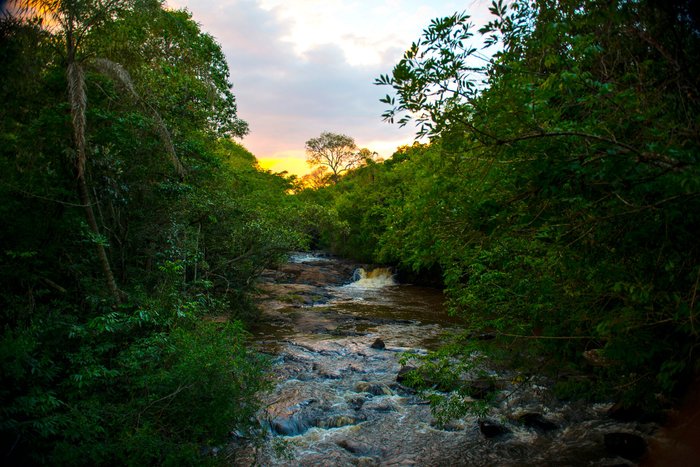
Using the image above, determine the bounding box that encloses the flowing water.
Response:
[229,253,665,466]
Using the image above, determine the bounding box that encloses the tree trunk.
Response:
[67,58,122,304]
[77,174,122,304]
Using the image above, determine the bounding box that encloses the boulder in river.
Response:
[479,419,510,438]
[270,414,312,436]
[604,432,647,460]
[370,338,386,349]
[516,412,558,432]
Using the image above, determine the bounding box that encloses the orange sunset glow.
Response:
[258,156,311,177]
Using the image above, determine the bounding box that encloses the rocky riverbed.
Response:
[225,252,676,466]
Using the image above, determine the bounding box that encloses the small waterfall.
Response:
[350,267,396,288]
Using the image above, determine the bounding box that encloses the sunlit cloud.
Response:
[167,0,495,176]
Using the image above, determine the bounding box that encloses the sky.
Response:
[167,0,494,176]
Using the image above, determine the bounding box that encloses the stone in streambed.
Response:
[270,415,312,436]
[336,439,372,455]
[479,419,510,438]
[516,412,558,432]
[370,338,386,349]
[604,432,647,460]
[355,381,393,396]
[346,395,365,410]
[363,397,397,412]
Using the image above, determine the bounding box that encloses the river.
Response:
[227,252,674,466]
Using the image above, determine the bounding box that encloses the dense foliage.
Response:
[4,0,700,460]
[308,0,700,409]
[1,1,309,463]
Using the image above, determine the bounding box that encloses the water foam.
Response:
[348,267,396,288]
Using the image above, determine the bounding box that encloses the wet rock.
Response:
[363,398,397,412]
[516,412,558,432]
[479,419,510,438]
[316,414,364,429]
[370,338,386,350]
[604,432,647,460]
[336,439,372,455]
[355,381,393,396]
[270,415,312,436]
[312,363,342,379]
[396,365,417,384]
[266,396,322,436]
[346,395,365,410]
[274,262,355,286]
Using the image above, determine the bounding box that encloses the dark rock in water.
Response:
[355,381,393,396]
[517,412,558,432]
[396,365,417,384]
[270,416,312,436]
[466,379,496,399]
[604,432,647,460]
[267,398,321,436]
[371,338,386,349]
[346,395,365,410]
[479,419,510,438]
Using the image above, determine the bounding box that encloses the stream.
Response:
[228,252,672,466]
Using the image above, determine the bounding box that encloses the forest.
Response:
[1,0,699,464]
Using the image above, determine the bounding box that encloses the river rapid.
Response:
[227,252,677,466]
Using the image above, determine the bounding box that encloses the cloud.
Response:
[168,0,494,174]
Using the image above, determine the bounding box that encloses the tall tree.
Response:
[305,131,364,183]
[300,166,332,189]
[11,0,185,303]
